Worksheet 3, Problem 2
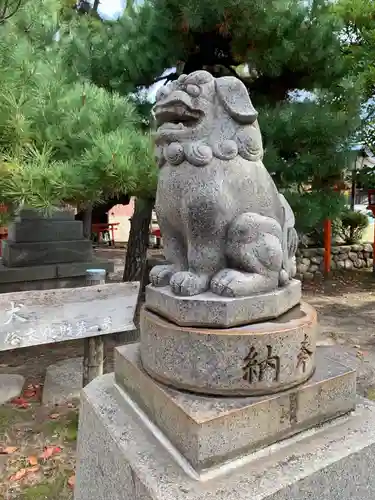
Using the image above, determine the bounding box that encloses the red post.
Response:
[324,219,332,275]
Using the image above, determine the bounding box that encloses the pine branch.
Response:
[0,0,22,24]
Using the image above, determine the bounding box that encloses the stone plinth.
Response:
[2,239,93,267]
[3,209,92,267]
[0,208,113,291]
[140,302,317,396]
[116,344,355,471]
[74,372,375,500]
[145,280,301,327]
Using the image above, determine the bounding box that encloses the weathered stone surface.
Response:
[0,282,139,351]
[145,280,301,328]
[42,357,83,405]
[74,374,375,500]
[150,70,297,298]
[7,220,84,243]
[2,239,93,267]
[0,374,25,404]
[0,260,114,293]
[16,208,75,221]
[116,344,355,471]
[140,302,317,396]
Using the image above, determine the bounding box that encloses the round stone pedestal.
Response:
[140,302,317,396]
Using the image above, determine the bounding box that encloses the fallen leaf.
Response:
[67,403,75,409]
[40,446,62,460]
[9,468,27,481]
[0,446,18,454]
[49,413,60,420]
[11,397,30,409]
[23,389,36,399]
[28,455,38,466]
[68,475,76,489]
[27,465,40,474]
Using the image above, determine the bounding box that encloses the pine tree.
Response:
[0,0,156,231]
[73,0,364,241]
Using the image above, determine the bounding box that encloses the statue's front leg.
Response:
[149,221,187,287]
[170,202,227,296]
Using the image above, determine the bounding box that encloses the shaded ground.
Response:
[1,247,375,497]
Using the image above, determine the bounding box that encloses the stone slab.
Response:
[0,374,25,404]
[7,220,84,243]
[42,357,83,405]
[0,282,139,351]
[2,239,93,267]
[140,302,317,396]
[146,280,302,327]
[74,373,375,500]
[115,343,356,471]
[0,260,114,284]
[16,208,75,221]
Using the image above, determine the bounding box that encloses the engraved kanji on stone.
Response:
[242,345,280,384]
[296,334,313,373]
[76,320,88,336]
[59,322,73,338]
[4,302,28,325]
[5,331,22,347]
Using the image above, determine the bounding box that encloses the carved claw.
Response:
[211,269,277,297]
[149,264,175,287]
[170,271,210,296]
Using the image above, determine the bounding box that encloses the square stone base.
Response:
[115,344,356,471]
[74,372,375,500]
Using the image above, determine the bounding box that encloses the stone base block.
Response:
[7,219,84,243]
[145,279,301,327]
[140,302,317,396]
[116,344,356,471]
[0,259,114,293]
[2,239,93,267]
[74,372,375,500]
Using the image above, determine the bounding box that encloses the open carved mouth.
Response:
[154,103,202,130]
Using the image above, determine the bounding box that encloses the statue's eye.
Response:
[186,84,200,97]
[156,86,171,101]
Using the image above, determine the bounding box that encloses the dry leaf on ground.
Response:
[28,455,38,466]
[49,413,60,420]
[11,397,30,409]
[0,446,18,455]
[9,468,27,482]
[68,474,76,489]
[40,446,62,460]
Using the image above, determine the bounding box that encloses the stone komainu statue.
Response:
[150,70,298,297]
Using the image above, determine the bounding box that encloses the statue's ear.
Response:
[215,76,258,124]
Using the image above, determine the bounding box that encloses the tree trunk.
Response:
[82,204,93,239]
[92,0,100,12]
[123,197,154,282]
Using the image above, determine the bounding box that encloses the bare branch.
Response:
[0,0,22,25]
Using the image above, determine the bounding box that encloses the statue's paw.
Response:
[149,264,174,287]
[210,269,241,297]
[211,269,277,297]
[170,271,210,296]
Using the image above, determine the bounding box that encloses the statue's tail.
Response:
[278,194,298,286]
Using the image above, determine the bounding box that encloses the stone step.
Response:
[7,220,84,243]
[2,239,93,267]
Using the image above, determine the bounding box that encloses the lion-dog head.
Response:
[153,70,263,167]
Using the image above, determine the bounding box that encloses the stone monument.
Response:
[0,208,113,292]
[74,72,375,500]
